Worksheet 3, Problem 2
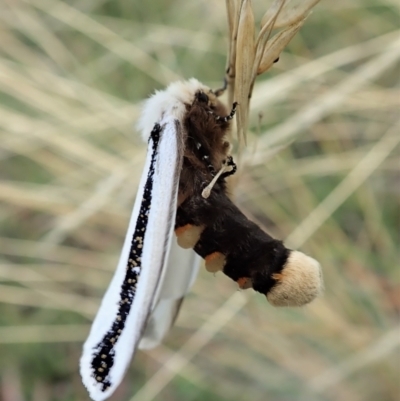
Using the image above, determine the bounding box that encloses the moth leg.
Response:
[220,156,237,179]
[175,224,205,249]
[213,77,228,97]
[237,277,253,290]
[202,157,236,198]
[212,102,238,123]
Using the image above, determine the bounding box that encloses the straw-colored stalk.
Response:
[225,0,322,143]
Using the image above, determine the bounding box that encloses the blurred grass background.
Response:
[0,0,399,400]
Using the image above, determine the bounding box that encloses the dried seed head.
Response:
[257,19,306,75]
[234,0,255,143]
[261,0,320,29]
[260,0,287,30]
[224,0,321,142]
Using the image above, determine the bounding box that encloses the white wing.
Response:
[139,243,200,350]
[80,116,184,401]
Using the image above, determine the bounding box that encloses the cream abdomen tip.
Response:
[267,251,323,307]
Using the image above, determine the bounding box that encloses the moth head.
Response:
[266,251,323,307]
[195,90,210,104]
[193,88,231,120]
[137,78,213,141]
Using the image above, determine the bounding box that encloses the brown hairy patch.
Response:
[178,91,233,204]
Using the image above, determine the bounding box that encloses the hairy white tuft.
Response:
[137,78,209,140]
[267,251,323,307]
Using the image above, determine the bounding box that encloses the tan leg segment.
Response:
[175,224,204,249]
[205,252,225,273]
[237,277,252,290]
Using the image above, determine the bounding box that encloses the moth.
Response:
[80,79,323,401]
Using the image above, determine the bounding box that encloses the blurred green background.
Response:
[0,0,399,400]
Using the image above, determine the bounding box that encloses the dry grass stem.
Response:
[129,292,247,401]
[251,34,400,162]
[286,122,400,248]
[309,325,400,392]
[257,18,306,75]
[0,1,397,399]
[226,0,322,141]
[27,0,180,84]
[0,325,90,344]
[262,0,321,29]
[234,0,256,144]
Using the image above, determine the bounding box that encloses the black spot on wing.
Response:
[90,123,161,391]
